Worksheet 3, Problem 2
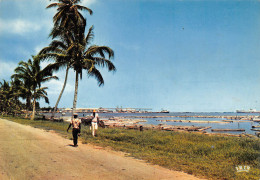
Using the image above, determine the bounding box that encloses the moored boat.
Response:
[236,109,257,113]
[161,110,170,113]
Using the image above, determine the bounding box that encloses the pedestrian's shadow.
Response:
[67,144,75,147]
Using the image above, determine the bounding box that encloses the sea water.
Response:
[46,112,260,135]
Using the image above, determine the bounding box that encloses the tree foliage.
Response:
[39,0,116,114]
[11,56,58,120]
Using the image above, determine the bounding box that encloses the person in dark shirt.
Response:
[67,113,81,147]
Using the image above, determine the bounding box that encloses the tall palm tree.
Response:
[69,24,116,113]
[47,0,92,30]
[12,56,58,120]
[39,0,92,117]
[44,0,115,117]
[40,24,116,116]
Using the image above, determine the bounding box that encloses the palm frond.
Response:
[85,45,114,59]
[36,87,49,104]
[76,5,93,15]
[49,40,68,49]
[93,57,116,72]
[88,68,104,87]
[42,76,59,83]
[46,3,61,9]
[85,25,94,45]
[53,8,66,24]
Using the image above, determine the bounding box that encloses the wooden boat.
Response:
[211,129,245,132]
[252,125,260,128]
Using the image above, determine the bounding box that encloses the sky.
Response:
[1,0,260,112]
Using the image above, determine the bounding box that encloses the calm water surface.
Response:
[45,112,260,135]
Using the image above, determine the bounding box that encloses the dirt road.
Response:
[0,118,203,180]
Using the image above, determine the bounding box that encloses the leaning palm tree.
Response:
[12,56,58,120]
[38,27,72,117]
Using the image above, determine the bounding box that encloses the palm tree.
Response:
[12,60,34,117]
[0,80,23,115]
[44,0,115,117]
[39,26,74,117]
[69,24,116,113]
[12,56,58,120]
[38,0,92,117]
[40,24,116,116]
[47,0,92,30]
[0,80,13,115]
[9,78,25,115]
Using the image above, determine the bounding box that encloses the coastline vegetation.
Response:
[2,115,259,180]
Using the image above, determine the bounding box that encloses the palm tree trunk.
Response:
[72,71,79,119]
[26,97,30,110]
[52,66,69,117]
[31,92,36,120]
[28,96,33,118]
[25,96,31,118]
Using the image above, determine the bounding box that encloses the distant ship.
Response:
[236,109,257,113]
[161,110,170,113]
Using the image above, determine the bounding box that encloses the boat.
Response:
[253,118,260,122]
[236,110,246,113]
[161,110,170,113]
[236,109,257,113]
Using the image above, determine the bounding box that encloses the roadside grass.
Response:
[0,115,69,133]
[1,115,259,180]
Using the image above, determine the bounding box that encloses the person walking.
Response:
[91,110,99,137]
[67,113,81,147]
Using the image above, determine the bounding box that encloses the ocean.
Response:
[44,112,260,135]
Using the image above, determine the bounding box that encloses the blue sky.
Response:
[1,0,260,112]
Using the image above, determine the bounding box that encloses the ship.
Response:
[236,109,257,113]
[161,110,170,113]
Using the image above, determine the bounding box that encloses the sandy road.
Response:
[0,118,203,180]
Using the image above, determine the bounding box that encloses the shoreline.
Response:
[42,114,260,137]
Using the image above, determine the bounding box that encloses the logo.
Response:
[236,165,250,172]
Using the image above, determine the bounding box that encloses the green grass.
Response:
[1,115,260,180]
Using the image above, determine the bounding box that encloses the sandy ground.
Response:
[0,118,204,180]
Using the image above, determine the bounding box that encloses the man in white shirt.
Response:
[91,110,98,137]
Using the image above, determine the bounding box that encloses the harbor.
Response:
[43,111,260,137]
